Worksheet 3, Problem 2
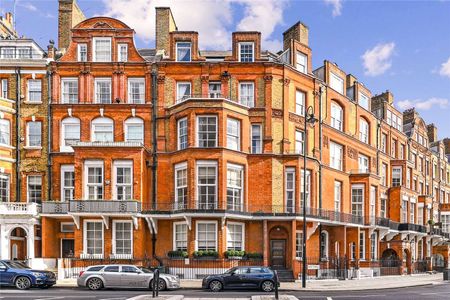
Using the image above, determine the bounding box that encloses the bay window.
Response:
[175,162,187,209]
[197,161,217,209]
[197,116,217,147]
[227,118,241,151]
[226,164,243,211]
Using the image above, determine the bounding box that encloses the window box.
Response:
[244,252,263,260]
[193,250,218,259]
[168,250,188,259]
[224,250,245,259]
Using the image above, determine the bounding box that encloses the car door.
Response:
[120,266,147,288]
[102,265,121,287]
[0,262,15,285]
[247,267,267,287]
[223,267,247,288]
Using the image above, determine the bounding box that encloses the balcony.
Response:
[173,94,254,109]
[42,200,141,214]
[398,223,427,233]
[142,202,366,225]
[0,202,41,216]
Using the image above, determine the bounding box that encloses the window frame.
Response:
[176,82,191,102]
[84,160,104,200]
[238,82,255,107]
[330,72,344,94]
[60,165,75,202]
[61,117,80,151]
[27,175,42,203]
[195,220,218,251]
[296,51,307,73]
[196,115,217,148]
[285,167,295,213]
[112,220,133,257]
[117,43,128,62]
[0,119,10,146]
[295,90,306,116]
[94,78,112,104]
[91,117,114,142]
[226,118,241,151]
[27,79,42,103]
[92,37,112,62]
[26,121,42,147]
[177,117,188,150]
[226,222,245,251]
[113,160,133,201]
[124,117,144,143]
[331,102,343,131]
[61,78,79,104]
[238,42,254,62]
[351,184,364,217]
[176,42,192,62]
[77,43,88,62]
[196,160,218,210]
[127,78,145,104]
[359,118,369,144]
[173,221,188,251]
[83,220,104,257]
[330,141,343,171]
[226,163,244,211]
[251,124,262,154]
[0,173,10,202]
[174,162,188,209]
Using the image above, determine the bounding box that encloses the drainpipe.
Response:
[150,68,162,266]
[47,70,52,201]
[15,68,21,202]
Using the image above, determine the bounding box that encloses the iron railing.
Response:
[42,200,140,214]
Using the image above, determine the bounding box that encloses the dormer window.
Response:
[330,72,344,95]
[78,44,87,62]
[176,42,191,62]
[0,47,14,59]
[296,51,307,73]
[93,38,111,62]
[118,44,128,62]
[17,47,31,59]
[238,42,254,62]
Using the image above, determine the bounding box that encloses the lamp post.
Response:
[302,105,318,288]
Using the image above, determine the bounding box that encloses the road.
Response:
[1,283,450,300]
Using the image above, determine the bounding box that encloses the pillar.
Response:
[0,225,9,259]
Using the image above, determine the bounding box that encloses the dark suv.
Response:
[202,266,278,292]
[0,260,56,290]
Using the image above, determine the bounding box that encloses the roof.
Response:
[137,48,157,62]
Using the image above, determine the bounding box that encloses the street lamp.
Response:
[302,105,318,288]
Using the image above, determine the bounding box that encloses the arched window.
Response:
[331,102,343,131]
[0,119,10,145]
[61,117,80,151]
[124,117,144,143]
[320,231,329,260]
[359,118,369,144]
[92,117,114,142]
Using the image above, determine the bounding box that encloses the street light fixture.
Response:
[302,105,317,288]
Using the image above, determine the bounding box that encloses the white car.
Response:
[77,264,180,291]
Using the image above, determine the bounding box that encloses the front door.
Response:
[270,240,286,268]
[61,239,75,258]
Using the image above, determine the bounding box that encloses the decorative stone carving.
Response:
[272,109,283,118]
[201,75,209,83]
[323,135,329,148]
[288,113,305,126]
[157,75,165,84]
[347,146,358,160]
[263,75,273,82]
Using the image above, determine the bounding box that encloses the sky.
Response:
[1,0,450,139]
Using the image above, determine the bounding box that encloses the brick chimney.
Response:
[444,138,450,155]
[283,21,309,50]
[47,40,55,60]
[0,12,18,38]
[58,0,86,52]
[155,7,177,56]
[427,123,438,143]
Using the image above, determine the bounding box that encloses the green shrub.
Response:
[224,250,245,258]
[193,250,219,258]
[167,250,188,258]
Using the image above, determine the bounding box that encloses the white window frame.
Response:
[358,154,369,173]
[295,130,304,155]
[77,43,87,62]
[92,37,112,62]
[370,232,377,260]
[0,174,10,202]
[226,222,245,251]
[84,160,104,200]
[1,79,8,98]
[60,165,75,202]
[94,78,112,104]
[61,117,80,151]
[359,118,369,144]
[296,51,307,73]
[112,220,133,258]
[351,184,364,217]
[173,221,188,251]
[82,220,104,258]
[330,141,343,171]
[359,231,366,261]
[239,82,255,107]
[331,102,343,131]
[27,79,42,103]
[330,72,344,94]
[285,167,295,213]
[118,43,128,62]
[26,121,42,148]
[0,119,10,146]
[392,167,402,187]
[195,220,218,251]
[196,160,218,210]
[176,82,191,102]
[27,175,42,203]
[238,42,254,62]
[226,118,241,151]
[226,163,244,211]
[113,160,133,200]
[60,222,75,233]
[177,117,188,150]
[334,181,341,212]
[61,78,79,104]
[91,117,114,142]
[124,117,144,143]
[176,42,192,62]
[251,124,262,154]
[127,78,145,104]
[320,230,329,260]
[196,115,217,148]
[174,162,188,209]
[295,90,305,116]
[300,169,311,210]
[296,230,303,259]
[359,92,369,110]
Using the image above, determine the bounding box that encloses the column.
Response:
[27,225,35,259]
[0,225,9,259]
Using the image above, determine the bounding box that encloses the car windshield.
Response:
[224,267,237,274]
[5,261,30,269]
[139,267,153,274]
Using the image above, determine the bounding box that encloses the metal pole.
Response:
[302,109,308,288]
[274,270,279,300]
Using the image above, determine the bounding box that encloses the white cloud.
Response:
[439,57,450,78]
[324,0,343,17]
[397,98,449,111]
[361,42,395,76]
[18,2,38,12]
[101,0,287,51]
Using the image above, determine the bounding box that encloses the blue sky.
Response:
[2,0,450,139]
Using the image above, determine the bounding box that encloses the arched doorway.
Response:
[432,254,445,272]
[381,248,401,275]
[9,227,27,260]
[269,226,289,268]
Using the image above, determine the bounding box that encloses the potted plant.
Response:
[193,250,219,259]
[224,250,245,259]
[167,250,188,259]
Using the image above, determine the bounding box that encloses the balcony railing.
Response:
[0,202,41,215]
[174,94,254,108]
[42,200,140,214]
[142,202,366,225]
[398,223,427,233]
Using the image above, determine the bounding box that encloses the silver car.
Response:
[77,265,180,291]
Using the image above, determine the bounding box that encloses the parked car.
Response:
[77,264,180,291]
[202,266,279,292]
[0,260,56,290]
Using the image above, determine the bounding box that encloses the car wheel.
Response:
[86,277,103,291]
[209,280,223,292]
[15,276,31,290]
[261,280,274,292]
[150,279,167,291]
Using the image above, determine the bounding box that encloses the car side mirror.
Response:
[0,266,7,272]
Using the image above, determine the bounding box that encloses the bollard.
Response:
[152,268,160,298]
[274,270,279,300]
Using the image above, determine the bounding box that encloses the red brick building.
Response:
[40,6,450,280]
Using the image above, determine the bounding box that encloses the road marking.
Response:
[99,298,127,300]
[327,297,333,300]
[35,297,65,300]
[333,295,385,298]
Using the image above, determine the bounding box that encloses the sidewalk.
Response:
[57,273,445,291]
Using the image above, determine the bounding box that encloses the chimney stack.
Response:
[58,0,86,52]
[283,21,309,50]
[427,123,438,143]
[155,7,177,57]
